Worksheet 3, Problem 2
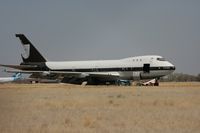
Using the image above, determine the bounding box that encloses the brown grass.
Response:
[0,82,200,133]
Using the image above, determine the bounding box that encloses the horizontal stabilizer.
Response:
[0,64,37,70]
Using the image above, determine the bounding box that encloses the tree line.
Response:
[161,73,200,82]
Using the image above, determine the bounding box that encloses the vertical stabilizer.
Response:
[15,34,46,63]
[12,73,22,80]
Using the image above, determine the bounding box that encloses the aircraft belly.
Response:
[119,69,173,80]
[141,70,172,79]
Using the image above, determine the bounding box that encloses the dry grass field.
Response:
[0,82,200,133]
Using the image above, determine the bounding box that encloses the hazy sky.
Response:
[0,0,200,76]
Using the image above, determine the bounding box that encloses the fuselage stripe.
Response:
[48,66,175,72]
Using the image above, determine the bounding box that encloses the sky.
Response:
[0,0,200,76]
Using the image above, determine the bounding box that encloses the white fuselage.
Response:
[0,73,21,83]
[0,77,16,83]
[45,55,175,80]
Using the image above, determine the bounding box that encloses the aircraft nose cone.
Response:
[168,62,175,71]
[173,66,176,70]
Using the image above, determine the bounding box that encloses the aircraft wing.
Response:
[3,67,120,84]
[0,64,37,70]
[5,70,89,79]
[5,69,120,79]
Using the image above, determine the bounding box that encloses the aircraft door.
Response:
[143,64,150,73]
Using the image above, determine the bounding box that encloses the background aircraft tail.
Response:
[12,73,22,80]
[15,34,46,63]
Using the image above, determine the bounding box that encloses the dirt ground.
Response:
[0,82,200,133]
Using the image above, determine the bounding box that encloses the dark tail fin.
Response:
[15,34,46,63]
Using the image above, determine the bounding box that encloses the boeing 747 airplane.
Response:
[0,34,175,85]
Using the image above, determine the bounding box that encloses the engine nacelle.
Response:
[41,71,51,76]
[79,73,89,78]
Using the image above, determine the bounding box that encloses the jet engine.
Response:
[42,71,51,76]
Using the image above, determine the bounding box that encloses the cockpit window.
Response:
[157,58,166,61]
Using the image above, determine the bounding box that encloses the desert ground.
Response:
[0,82,200,133]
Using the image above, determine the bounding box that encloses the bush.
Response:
[161,73,199,82]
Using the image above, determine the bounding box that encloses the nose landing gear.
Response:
[154,78,159,86]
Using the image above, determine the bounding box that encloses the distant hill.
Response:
[161,73,200,82]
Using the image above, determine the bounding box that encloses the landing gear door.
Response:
[143,64,150,73]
